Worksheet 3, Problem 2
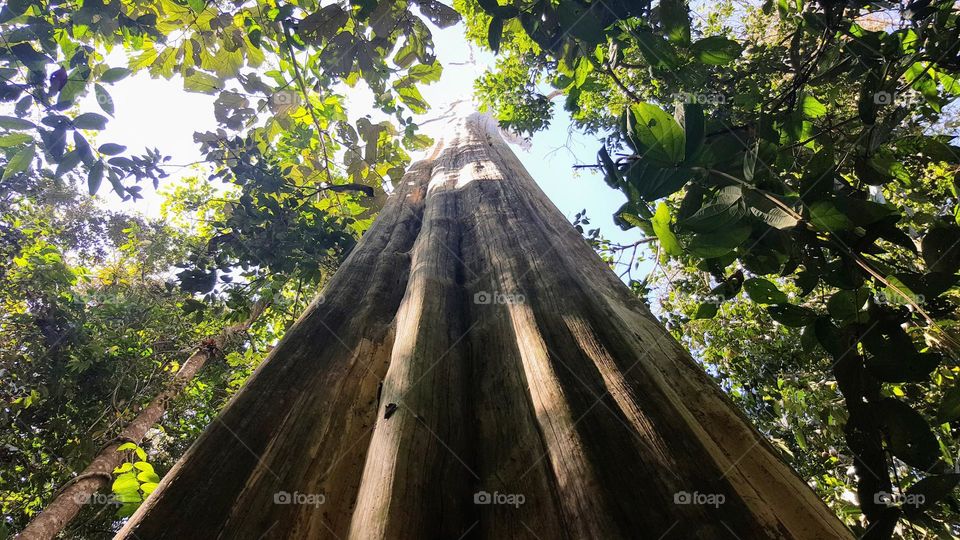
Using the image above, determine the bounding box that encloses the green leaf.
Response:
[767,303,816,327]
[877,398,940,470]
[652,202,683,257]
[809,200,855,231]
[937,385,960,424]
[0,133,33,147]
[298,5,349,44]
[100,67,132,83]
[2,143,34,180]
[745,191,799,229]
[487,17,504,54]
[184,71,224,94]
[72,113,108,130]
[679,103,704,161]
[903,474,960,519]
[55,150,82,177]
[883,274,924,306]
[691,36,742,65]
[680,185,744,233]
[628,103,686,166]
[635,30,681,69]
[95,84,115,116]
[0,115,35,130]
[922,224,960,274]
[112,472,140,493]
[137,470,161,483]
[694,302,718,319]
[800,95,827,118]
[557,2,607,44]
[687,224,751,258]
[826,288,869,322]
[88,160,104,195]
[98,143,126,155]
[743,278,788,304]
[660,0,691,45]
[415,0,461,28]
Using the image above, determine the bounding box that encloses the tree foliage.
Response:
[465,0,960,536]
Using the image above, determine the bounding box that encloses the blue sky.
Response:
[84,20,650,278]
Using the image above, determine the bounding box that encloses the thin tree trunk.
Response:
[116,114,852,539]
[16,302,268,540]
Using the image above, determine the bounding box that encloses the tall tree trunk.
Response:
[117,114,852,539]
[16,302,268,540]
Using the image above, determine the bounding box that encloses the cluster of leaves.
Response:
[465,0,960,535]
[0,166,322,537]
[0,0,454,203]
[110,443,160,518]
[0,172,204,535]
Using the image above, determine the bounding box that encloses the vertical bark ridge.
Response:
[456,123,749,537]
[349,139,475,539]
[116,114,852,540]
[117,161,431,539]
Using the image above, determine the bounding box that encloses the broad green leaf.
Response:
[73,113,108,130]
[767,303,817,327]
[635,30,681,69]
[826,288,869,322]
[883,274,923,306]
[629,103,685,166]
[487,17,503,54]
[743,278,787,304]
[937,385,960,424]
[694,302,718,319]
[660,0,691,45]
[0,115,35,130]
[687,224,751,258]
[2,143,34,180]
[184,71,224,94]
[800,95,827,118]
[922,224,960,274]
[679,103,704,161]
[691,36,742,65]
[137,470,161,483]
[809,200,854,231]
[557,3,607,44]
[0,133,33,147]
[100,67,132,83]
[112,472,140,493]
[55,150,82,177]
[680,186,744,232]
[652,202,683,256]
[98,143,126,155]
[903,474,960,519]
[877,398,939,470]
[88,160,104,195]
[95,84,115,116]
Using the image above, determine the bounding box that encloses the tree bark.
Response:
[116,114,853,539]
[15,302,267,540]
